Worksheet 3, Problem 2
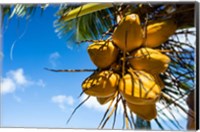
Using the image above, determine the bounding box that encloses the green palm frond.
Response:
[55,4,116,42]
[60,3,113,22]
[55,3,194,43]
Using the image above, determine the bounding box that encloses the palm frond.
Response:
[55,6,116,42]
[60,3,113,22]
[66,95,90,124]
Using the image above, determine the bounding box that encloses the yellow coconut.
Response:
[129,48,171,74]
[82,71,119,98]
[127,101,157,121]
[97,91,118,105]
[96,96,114,105]
[112,14,143,52]
[144,19,177,48]
[87,41,119,69]
[119,70,161,105]
[110,62,121,71]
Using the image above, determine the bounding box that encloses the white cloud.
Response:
[1,68,46,95]
[80,94,109,112]
[1,68,29,95]
[52,95,74,111]
[49,52,60,67]
[49,52,60,60]
[7,68,28,85]
[80,94,108,112]
[1,77,16,94]
[36,79,46,88]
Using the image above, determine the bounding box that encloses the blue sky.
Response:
[1,5,123,129]
[1,5,191,130]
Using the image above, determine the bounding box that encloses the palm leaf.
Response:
[60,3,113,22]
[55,7,116,42]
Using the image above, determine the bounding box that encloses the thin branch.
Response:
[101,103,117,128]
[98,94,117,128]
[154,118,164,130]
[129,110,136,128]
[121,97,132,129]
[112,101,118,129]
[166,106,183,129]
[100,94,121,129]
[44,67,96,72]
[157,113,173,130]
[66,95,90,124]
[77,90,85,98]
[157,104,180,129]
[112,94,120,129]
[159,89,192,111]
[161,92,194,118]
[122,110,125,129]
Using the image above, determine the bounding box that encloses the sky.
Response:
[0,5,193,130]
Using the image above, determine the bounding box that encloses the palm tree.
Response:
[1,2,196,130]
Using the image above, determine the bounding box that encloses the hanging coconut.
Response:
[82,70,119,98]
[127,101,157,121]
[97,91,118,105]
[96,96,114,105]
[144,18,177,48]
[129,47,171,74]
[87,41,119,69]
[119,69,161,105]
[112,14,143,52]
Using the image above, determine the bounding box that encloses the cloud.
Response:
[49,52,60,59]
[79,94,108,112]
[7,68,28,85]
[1,68,46,95]
[79,94,124,114]
[49,52,60,67]
[52,95,74,111]
[1,77,16,94]
[36,79,46,88]
[1,68,29,95]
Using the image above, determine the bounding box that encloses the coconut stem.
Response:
[44,67,96,72]
[98,92,118,128]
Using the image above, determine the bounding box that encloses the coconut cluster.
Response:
[82,14,177,121]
